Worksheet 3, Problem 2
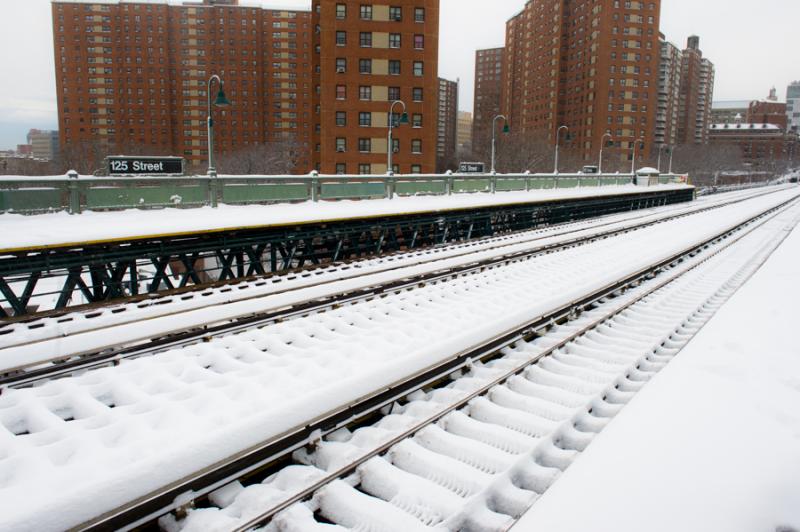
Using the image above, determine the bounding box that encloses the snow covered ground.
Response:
[514,191,800,532]
[0,189,794,531]
[0,184,688,251]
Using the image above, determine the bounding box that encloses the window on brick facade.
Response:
[335,4,346,19]
[413,61,423,76]
[358,138,371,152]
[336,84,346,99]
[411,139,422,154]
[411,164,421,174]
[359,32,372,47]
[412,113,422,127]
[414,34,424,49]
[389,6,402,21]
[359,85,371,100]
[388,86,400,100]
[414,7,425,22]
[335,31,346,45]
[412,87,423,102]
[335,111,346,126]
[336,57,346,72]
[359,58,372,74]
[360,5,372,20]
[388,60,401,75]
[359,111,371,126]
[389,33,401,48]
[359,163,371,174]
[335,162,346,174]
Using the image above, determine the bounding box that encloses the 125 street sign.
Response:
[106,156,185,176]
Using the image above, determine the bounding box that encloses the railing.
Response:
[0,171,686,215]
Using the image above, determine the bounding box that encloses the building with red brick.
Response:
[676,35,714,145]
[472,47,503,159]
[313,0,440,175]
[709,120,795,167]
[436,77,458,172]
[500,0,662,167]
[747,88,788,130]
[656,35,681,148]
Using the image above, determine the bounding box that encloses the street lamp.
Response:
[657,144,668,173]
[490,114,509,174]
[554,125,570,174]
[599,132,613,174]
[668,145,675,174]
[387,100,408,175]
[206,74,231,180]
[631,137,645,176]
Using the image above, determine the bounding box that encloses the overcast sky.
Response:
[0,0,798,149]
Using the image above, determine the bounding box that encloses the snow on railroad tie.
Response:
[1,189,799,531]
[155,195,800,532]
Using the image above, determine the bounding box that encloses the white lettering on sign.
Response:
[132,161,165,172]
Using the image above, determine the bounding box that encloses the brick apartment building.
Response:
[53,0,439,175]
[313,0,439,174]
[472,47,503,158]
[500,0,662,165]
[436,77,458,171]
[655,35,681,147]
[676,36,714,144]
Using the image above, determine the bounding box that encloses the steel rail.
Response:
[76,192,800,532]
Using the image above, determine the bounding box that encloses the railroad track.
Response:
[62,190,800,531]
[0,187,784,388]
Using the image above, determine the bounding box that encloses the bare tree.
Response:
[217,138,299,175]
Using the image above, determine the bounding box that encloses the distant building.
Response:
[472,47,503,158]
[456,110,472,153]
[709,120,795,166]
[436,78,458,172]
[786,81,800,132]
[747,88,788,130]
[711,100,750,125]
[677,36,714,145]
[27,129,59,161]
[16,144,33,156]
[656,36,682,147]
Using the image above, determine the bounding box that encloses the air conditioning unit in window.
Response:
[337,147,345,152]
[336,67,345,73]
[393,147,399,153]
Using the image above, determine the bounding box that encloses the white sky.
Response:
[0,0,798,149]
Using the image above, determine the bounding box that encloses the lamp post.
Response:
[554,125,570,174]
[599,132,613,174]
[490,114,509,174]
[631,137,645,176]
[206,74,231,207]
[657,144,668,173]
[387,100,408,175]
[668,145,675,174]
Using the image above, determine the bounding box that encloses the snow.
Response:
[0,184,688,252]
[513,196,800,532]
[0,188,795,531]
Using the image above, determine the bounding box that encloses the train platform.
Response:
[0,183,691,252]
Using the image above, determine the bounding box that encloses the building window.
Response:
[335,31,346,46]
[388,86,400,100]
[359,5,372,20]
[413,61,423,76]
[411,139,422,153]
[389,6,402,20]
[359,58,372,74]
[414,34,424,49]
[414,7,425,22]
[412,113,422,127]
[411,164,421,174]
[335,57,346,72]
[336,84,346,99]
[336,4,346,19]
[357,163,370,175]
[335,162,346,174]
[336,111,346,126]
[359,32,372,47]
[392,138,399,153]
[359,111,371,126]
[358,138,371,152]
[412,87,423,102]
[389,33,401,48]
[388,60,401,75]
[336,137,346,152]
[359,85,371,100]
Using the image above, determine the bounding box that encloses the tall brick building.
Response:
[436,77,458,171]
[472,47,503,158]
[500,0,662,164]
[656,35,681,147]
[52,0,316,173]
[676,36,714,145]
[313,0,439,174]
[53,0,439,175]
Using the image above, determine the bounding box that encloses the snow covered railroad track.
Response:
[0,187,781,387]
[157,191,800,532]
[1,189,798,532]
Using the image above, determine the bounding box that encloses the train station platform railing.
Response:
[0,171,687,215]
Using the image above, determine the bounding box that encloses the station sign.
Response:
[458,162,486,174]
[106,156,185,176]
